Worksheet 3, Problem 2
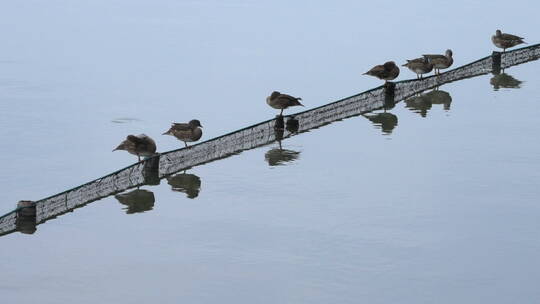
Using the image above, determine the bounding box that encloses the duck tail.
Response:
[294,100,304,107]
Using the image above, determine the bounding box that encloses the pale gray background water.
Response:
[1,1,540,303]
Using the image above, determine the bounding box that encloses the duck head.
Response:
[189,119,203,128]
[269,91,281,100]
[383,61,396,70]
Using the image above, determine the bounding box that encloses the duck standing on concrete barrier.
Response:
[162,119,203,148]
[402,57,433,79]
[492,30,526,52]
[363,61,400,83]
[113,134,157,162]
[423,49,453,75]
[266,91,304,116]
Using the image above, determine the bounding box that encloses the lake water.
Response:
[1,1,540,303]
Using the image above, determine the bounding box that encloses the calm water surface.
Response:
[1,1,540,303]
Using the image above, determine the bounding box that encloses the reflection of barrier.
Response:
[1,43,539,237]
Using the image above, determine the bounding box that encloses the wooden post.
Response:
[384,82,396,110]
[274,115,285,130]
[274,127,284,141]
[143,154,160,185]
[16,200,36,234]
[492,51,502,74]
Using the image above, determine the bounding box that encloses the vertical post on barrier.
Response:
[143,154,160,185]
[384,82,396,110]
[492,51,502,74]
[16,200,36,234]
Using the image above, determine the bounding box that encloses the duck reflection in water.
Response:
[405,88,452,117]
[167,172,201,199]
[115,189,155,214]
[490,72,522,91]
[363,111,398,135]
[265,127,301,167]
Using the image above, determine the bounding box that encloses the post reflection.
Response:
[114,189,155,214]
[166,172,201,199]
[490,72,522,90]
[363,111,398,135]
[265,128,301,167]
[405,88,452,117]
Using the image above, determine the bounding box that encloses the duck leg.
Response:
[184,142,188,148]
[279,109,284,116]
[138,155,141,162]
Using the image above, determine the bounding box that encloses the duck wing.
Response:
[278,93,302,101]
[127,135,145,145]
[171,123,191,131]
[422,54,446,60]
[407,57,426,63]
[364,64,384,75]
[501,33,524,41]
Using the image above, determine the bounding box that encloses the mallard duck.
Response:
[113,134,157,161]
[266,91,304,116]
[492,30,526,52]
[423,49,453,75]
[363,61,400,83]
[162,119,203,147]
[402,57,433,79]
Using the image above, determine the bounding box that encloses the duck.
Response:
[402,57,433,79]
[113,134,157,161]
[423,49,453,75]
[492,30,526,52]
[266,91,304,116]
[162,119,203,147]
[363,61,400,83]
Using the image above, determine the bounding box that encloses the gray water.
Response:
[1,1,540,303]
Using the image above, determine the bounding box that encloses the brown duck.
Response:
[113,134,157,161]
[266,91,304,116]
[492,30,526,52]
[363,61,400,83]
[402,57,433,79]
[423,49,453,75]
[162,119,203,147]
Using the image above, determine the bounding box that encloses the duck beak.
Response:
[199,125,203,128]
[162,131,170,135]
